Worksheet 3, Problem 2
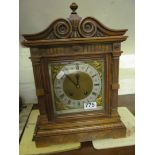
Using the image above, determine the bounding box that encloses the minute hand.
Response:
[65,74,77,87]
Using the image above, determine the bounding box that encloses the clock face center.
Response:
[63,71,93,100]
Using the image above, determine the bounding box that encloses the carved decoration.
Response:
[68,3,82,38]
[78,17,97,37]
[52,19,72,39]
[113,42,121,51]
[23,3,127,41]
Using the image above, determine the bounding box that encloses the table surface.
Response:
[93,107,135,149]
[19,104,33,141]
[19,109,81,155]
[19,107,135,155]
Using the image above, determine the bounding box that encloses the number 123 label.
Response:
[84,102,97,110]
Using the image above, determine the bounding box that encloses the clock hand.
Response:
[65,74,77,87]
[75,73,80,88]
[84,90,88,96]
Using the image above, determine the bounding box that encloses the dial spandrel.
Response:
[49,60,104,115]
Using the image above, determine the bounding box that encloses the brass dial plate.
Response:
[63,71,93,100]
[49,60,104,115]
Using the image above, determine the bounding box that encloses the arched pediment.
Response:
[23,3,127,41]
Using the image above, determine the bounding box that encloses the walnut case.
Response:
[22,3,128,147]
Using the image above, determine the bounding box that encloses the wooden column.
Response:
[104,53,111,115]
[31,57,46,115]
[111,43,122,116]
[41,58,54,121]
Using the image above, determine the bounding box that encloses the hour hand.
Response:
[75,73,80,88]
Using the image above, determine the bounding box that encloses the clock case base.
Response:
[33,112,126,147]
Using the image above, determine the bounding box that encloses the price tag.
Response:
[84,102,97,110]
[56,71,64,79]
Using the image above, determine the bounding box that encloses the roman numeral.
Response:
[85,66,89,72]
[92,74,97,78]
[68,100,71,104]
[94,83,99,86]
[92,92,97,96]
[76,64,79,70]
[55,87,61,89]
[78,101,80,105]
[59,94,64,99]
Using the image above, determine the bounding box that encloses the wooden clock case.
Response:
[22,3,128,147]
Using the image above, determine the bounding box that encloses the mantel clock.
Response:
[22,3,128,147]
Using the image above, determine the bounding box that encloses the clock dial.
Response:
[49,60,104,114]
[63,72,93,100]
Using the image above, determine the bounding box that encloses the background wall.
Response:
[19,0,135,104]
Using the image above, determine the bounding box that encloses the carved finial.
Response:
[70,3,78,14]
